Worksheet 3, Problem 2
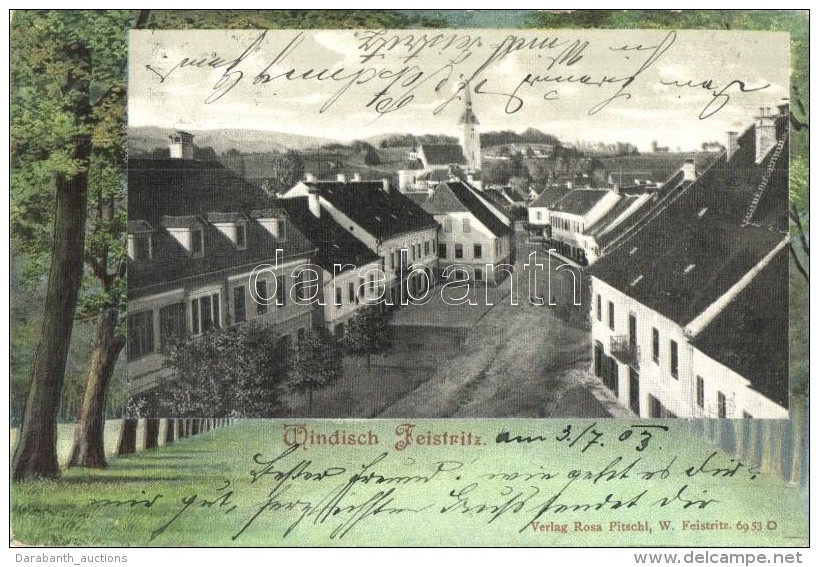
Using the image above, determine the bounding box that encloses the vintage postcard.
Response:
[9,10,808,552]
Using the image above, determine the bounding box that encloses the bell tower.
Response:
[458,82,481,172]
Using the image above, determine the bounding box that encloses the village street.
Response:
[287,227,631,418]
[378,228,630,418]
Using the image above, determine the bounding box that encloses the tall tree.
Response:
[289,329,344,414]
[11,13,92,480]
[341,306,393,374]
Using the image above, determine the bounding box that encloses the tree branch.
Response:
[86,255,113,287]
[790,203,810,257]
[790,242,809,283]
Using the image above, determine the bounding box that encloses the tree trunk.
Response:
[164,419,175,444]
[176,418,186,439]
[11,43,92,481]
[68,308,125,468]
[117,418,138,455]
[191,419,200,436]
[144,418,160,449]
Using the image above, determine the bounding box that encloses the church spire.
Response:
[458,81,481,172]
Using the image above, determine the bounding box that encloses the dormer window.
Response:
[127,220,153,261]
[162,215,206,258]
[250,209,287,241]
[207,212,248,250]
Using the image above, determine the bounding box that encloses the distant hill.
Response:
[128,126,334,155]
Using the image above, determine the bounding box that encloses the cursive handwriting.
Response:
[141,29,771,120]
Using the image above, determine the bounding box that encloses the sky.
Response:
[128,28,789,152]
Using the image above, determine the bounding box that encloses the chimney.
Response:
[169,131,194,160]
[352,173,362,182]
[336,173,347,183]
[304,172,316,182]
[726,131,739,161]
[755,106,778,164]
[308,186,321,218]
[682,158,697,181]
[382,178,391,193]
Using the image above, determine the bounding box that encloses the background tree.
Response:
[289,329,344,414]
[156,324,290,417]
[264,149,305,195]
[341,306,393,374]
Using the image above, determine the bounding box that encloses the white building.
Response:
[409,179,512,285]
[281,178,439,307]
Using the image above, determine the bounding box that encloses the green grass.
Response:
[11,420,808,547]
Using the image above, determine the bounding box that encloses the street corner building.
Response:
[586,105,790,419]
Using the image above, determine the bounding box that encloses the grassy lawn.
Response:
[11,419,807,547]
[10,420,174,466]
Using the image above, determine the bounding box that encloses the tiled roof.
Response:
[547,189,612,216]
[276,198,380,272]
[420,144,466,166]
[692,247,788,408]
[401,158,425,171]
[128,158,315,296]
[304,181,438,239]
[589,115,789,327]
[529,187,573,208]
[429,181,509,237]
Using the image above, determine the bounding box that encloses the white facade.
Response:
[590,276,788,419]
[436,211,510,284]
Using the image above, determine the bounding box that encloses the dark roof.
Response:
[403,192,432,207]
[547,189,612,216]
[276,198,380,272]
[420,144,466,166]
[429,181,509,237]
[128,158,315,296]
[420,184,469,215]
[401,158,424,171]
[303,181,438,240]
[692,247,788,408]
[417,169,453,183]
[586,194,641,238]
[590,116,789,327]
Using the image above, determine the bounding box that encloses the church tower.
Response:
[458,82,481,172]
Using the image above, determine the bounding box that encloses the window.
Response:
[444,219,452,233]
[717,392,727,418]
[159,303,186,346]
[424,241,430,256]
[462,219,471,233]
[128,310,154,361]
[536,211,542,221]
[236,223,247,248]
[652,328,660,363]
[438,243,447,259]
[475,268,483,281]
[628,313,636,345]
[191,293,220,334]
[191,228,204,257]
[233,287,246,323]
[335,286,342,307]
[596,294,602,321]
[696,376,704,408]
[473,243,482,259]
[132,235,152,260]
[670,340,678,378]
[256,280,268,315]
[390,251,395,270]
[608,301,615,330]
[411,245,416,261]
[348,282,355,303]
[455,244,463,259]
[277,275,286,306]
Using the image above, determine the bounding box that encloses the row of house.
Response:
[127,128,511,397]
[586,105,790,419]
